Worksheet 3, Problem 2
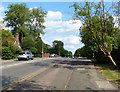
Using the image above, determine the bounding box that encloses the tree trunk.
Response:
[100,47,117,67]
[107,54,117,66]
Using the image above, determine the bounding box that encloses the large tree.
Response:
[4,3,47,45]
[51,40,72,57]
[71,1,119,66]
[4,3,29,43]
[52,40,64,56]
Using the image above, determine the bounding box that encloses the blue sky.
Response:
[0,1,119,54]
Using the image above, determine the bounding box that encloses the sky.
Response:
[0,1,119,54]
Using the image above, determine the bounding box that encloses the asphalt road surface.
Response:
[1,57,65,90]
[1,57,119,91]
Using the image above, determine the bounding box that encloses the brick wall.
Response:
[43,53,50,57]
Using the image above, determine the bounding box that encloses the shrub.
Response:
[2,41,22,59]
[8,41,22,55]
[29,47,37,54]
[2,47,15,59]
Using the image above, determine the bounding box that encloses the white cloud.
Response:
[44,19,82,33]
[52,35,81,45]
[64,45,76,49]
[56,28,65,32]
[63,35,81,45]
[44,15,82,32]
[45,11,62,20]
[44,20,63,29]
[43,11,83,54]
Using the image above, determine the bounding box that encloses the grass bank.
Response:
[95,64,120,86]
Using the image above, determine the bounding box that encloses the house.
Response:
[4,33,21,48]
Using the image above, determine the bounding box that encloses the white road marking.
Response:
[77,68,85,70]
[96,81,116,89]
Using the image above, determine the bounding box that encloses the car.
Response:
[50,53,56,57]
[18,51,34,61]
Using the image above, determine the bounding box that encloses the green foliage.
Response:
[2,41,22,55]
[21,35,39,54]
[8,41,22,54]
[2,29,22,59]
[71,1,120,66]
[1,29,14,40]
[4,3,29,43]
[74,46,93,58]
[28,7,47,38]
[4,3,47,44]
[29,47,37,54]
[2,47,15,59]
[49,40,72,57]
[96,64,120,85]
[52,40,64,55]
[35,37,43,55]
[21,35,35,49]
[43,44,51,53]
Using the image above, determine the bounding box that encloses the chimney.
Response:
[15,33,20,48]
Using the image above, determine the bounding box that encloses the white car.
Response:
[50,53,56,57]
[18,51,34,61]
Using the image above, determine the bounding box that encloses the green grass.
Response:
[102,70,119,79]
[96,64,120,85]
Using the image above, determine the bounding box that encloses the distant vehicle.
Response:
[50,53,56,57]
[18,51,34,61]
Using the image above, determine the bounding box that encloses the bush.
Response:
[29,47,37,54]
[2,47,15,59]
[34,54,42,57]
[2,41,22,59]
[8,41,22,54]
[94,51,109,64]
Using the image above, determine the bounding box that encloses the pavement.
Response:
[3,58,119,91]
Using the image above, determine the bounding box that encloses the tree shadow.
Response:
[28,58,98,70]
[10,80,56,90]
[2,75,18,90]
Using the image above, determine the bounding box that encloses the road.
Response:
[1,58,65,90]
[1,57,119,91]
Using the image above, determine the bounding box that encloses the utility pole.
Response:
[40,33,44,57]
[42,42,43,57]
[58,41,60,56]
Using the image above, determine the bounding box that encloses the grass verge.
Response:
[96,64,120,86]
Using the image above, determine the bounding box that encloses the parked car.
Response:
[50,53,56,57]
[18,51,34,61]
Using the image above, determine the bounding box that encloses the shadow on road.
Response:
[13,80,46,90]
[2,75,18,89]
[50,58,98,70]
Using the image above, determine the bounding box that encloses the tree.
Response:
[21,35,36,51]
[28,7,47,38]
[4,3,47,45]
[4,3,29,44]
[52,40,64,56]
[1,29,14,40]
[43,43,51,53]
[35,37,43,56]
[71,1,119,66]
[50,40,72,57]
